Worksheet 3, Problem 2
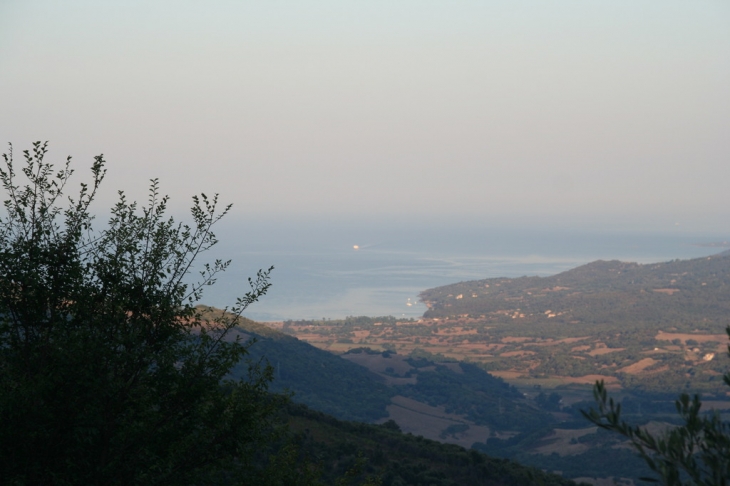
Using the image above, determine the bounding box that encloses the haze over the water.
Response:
[1,1,728,233]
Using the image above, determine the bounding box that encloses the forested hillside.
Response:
[198,306,394,422]
[420,252,730,329]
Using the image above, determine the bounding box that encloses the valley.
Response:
[255,251,730,483]
[190,252,730,483]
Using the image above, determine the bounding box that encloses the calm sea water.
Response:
[200,220,730,321]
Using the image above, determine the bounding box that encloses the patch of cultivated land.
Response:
[558,374,620,386]
[618,358,658,375]
[340,353,417,385]
[655,331,728,345]
[380,396,491,448]
[531,427,599,456]
[575,478,635,486]
[701,400,730,411]
[278,314,730,394]
[500,350,535,357]
[587,346,625,356]
[338,352,493,446]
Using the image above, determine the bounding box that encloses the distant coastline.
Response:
[693,241,730,248]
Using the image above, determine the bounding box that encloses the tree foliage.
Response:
[0,142,276,485]
[583,328,730,485]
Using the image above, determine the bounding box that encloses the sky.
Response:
[1,1,729,233]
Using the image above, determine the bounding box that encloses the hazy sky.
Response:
[1,1,728,231]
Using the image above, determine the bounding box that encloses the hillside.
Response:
[195,306,546,436]
[197,306,393,423]
[195,307,588,484]
[420,252,730,329]
[284,403,586,486]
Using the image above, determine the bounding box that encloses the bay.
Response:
[200,220,730,321]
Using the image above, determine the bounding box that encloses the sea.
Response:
[200,218,730,322]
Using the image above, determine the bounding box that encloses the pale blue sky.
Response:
[1,1,729,232]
